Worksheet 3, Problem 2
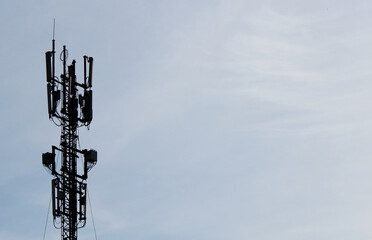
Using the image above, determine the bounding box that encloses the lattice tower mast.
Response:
[42,32,97,240]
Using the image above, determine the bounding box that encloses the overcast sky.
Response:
[2,1,372,240]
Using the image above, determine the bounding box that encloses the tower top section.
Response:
[45,37,94,127]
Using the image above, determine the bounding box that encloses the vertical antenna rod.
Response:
[52,19,55,80]
[42,23,98,240]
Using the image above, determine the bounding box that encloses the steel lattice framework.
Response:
[42,38,97,240]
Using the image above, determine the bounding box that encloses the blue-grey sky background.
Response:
[2,1,372,239]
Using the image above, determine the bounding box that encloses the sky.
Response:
[2,0,372,239]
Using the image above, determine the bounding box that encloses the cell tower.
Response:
[42,26,97,240]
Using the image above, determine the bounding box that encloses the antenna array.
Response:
[42,30,97,240]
